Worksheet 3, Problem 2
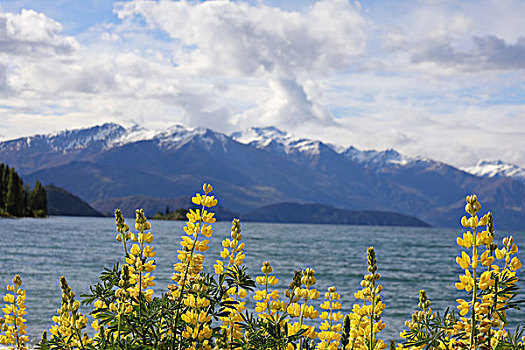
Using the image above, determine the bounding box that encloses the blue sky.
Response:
[0,0,524,168]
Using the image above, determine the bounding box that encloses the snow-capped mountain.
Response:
[462,160,525,183]
[156,126,230,152]
[109,124,160,147]
[0,123,127,174]
[231,126,438,171]
[0,123,236,174]
[341,146,433,171]
[3,122,525,228]
[231,126,336,157]
[0,122,230,156]
[0,123,126,154]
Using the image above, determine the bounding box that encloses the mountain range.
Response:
[2,123,525,228]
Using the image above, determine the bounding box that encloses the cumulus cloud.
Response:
[116,0,365,76]
[376,0,525,73]
[0,9,78,56]
[1,0,525,169]
[115,0,365,128]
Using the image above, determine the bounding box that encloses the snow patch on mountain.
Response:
[110,124,159,147]
[0,123,127,154]
[231,126,438,169]
[342,146,433,170]
[49,123,127,153]
[2,122,441,173]
[154,126,230,152]
[461,160,525,182]
[231,126,325,156]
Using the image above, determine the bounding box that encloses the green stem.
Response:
[298,287,309,350]
[117,304,123,349]
[138,228,145,345]
[328,292,334,347]
[12,298,20,350]
[72,311,86,350]
[370,279,376,350]
[76,328,85,350]
[121,231,128,257]
[488,275,498,348]
[265,272,270,315]
[470,226,478,349]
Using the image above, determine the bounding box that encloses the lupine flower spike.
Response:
[0,275,28,350]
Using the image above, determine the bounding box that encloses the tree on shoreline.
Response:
[0,163,47,217]
[29,180,47,217]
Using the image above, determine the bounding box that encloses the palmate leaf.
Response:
[81,263,120,306]
[403,307,463,350]
[495,325,525,350]
[237,311,306,349]
[225,264,256,292]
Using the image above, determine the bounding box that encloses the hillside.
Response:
[242,203,430,227]
[45,185,104,217]
[2,123,523,228]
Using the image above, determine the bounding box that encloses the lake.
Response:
[1,216,524,347]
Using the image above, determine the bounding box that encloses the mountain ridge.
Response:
[461,160,525,183]
[3,123,525,228]
[242,202,430,227]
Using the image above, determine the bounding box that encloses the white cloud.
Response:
[116,0,365,76]
[0,9,78,56]
[411,35,525,71]
[114,0,366,129]
[0,0,524,169]
[377,0,525,73]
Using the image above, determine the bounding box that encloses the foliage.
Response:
[398,195,524,350]
[0,163,47,217]
[0,185,523,349]
[152,208,189,221]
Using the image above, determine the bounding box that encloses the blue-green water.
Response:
[1,216,524,346]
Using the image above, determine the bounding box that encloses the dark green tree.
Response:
[0,163,6,210]
[29,180,47,217]
[5,167,25,216]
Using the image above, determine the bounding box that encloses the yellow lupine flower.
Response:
[457,232,473,248]
[456,252,470,270]
[495,248,506,260]
[510,256,522,270]
[267,276,279,286]
[192,193,203,205]
[456,270,473,291]
[0,275,29,349]
[234,252,245,265]
[187,209,201,223]
[203,195,218,207]
[201,210,216,224]
[201,224,213,237]
[478,270,495,290]
[476,230,493,246]
[143,245,156,258]
[480,250,494,266]
[202,183,213,194]
[184,222,197,236]
[214,260,224,275]
[287,303,301,317]
[195,240,210,252]
[130,244,140,256]
[3,294,14,303]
